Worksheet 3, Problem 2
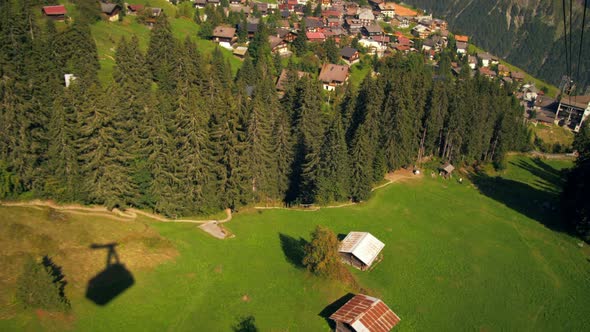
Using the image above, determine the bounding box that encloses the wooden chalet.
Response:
[330,294,401,332]
[497,64,510,77]
[212,26,237,44]
[338,232,384,271]
[269,35,289,55]
[454,34,469,43]
[42,5,67,20]
[511,71,525,82]
[319,63,349,91]
[363,24,383,37]
[340,46,360,63]
[101,3,121,22]
[127,4,144,15]
[306,31,326,42]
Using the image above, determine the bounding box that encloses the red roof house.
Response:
[330,294,401,332]
[42,5,67,20]
[306,31,326,42]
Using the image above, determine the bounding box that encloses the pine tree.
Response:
[316,113,350,203]
[146,14,177,90]
[295,78,325,203]
[349,124,373,201]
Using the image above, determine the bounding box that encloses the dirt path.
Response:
[254,169,422,211]
[0,200,232,224]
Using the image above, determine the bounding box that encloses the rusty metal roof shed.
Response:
[330,294,401,332]
[339,232,384,267]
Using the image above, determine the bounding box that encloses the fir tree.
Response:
[316,113,350,203]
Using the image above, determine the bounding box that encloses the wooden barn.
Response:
[338,232,384,271]
[330,294,401,331]
[439,163,454,177]
[42,5,67,20]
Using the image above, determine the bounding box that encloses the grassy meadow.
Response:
[1,155,589,331]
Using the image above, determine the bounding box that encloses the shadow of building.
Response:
[85,243,134,306]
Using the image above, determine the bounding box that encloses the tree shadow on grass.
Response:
[509,157,566,188]
[85,243,134,306]
[232,315,258,332]
[278,233,308,268]
[470,169,574,236]
[318,293,356,329]
[42,256,68,300]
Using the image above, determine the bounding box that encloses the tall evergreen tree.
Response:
[316,113,350,203]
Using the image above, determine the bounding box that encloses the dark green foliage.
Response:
[302,226,342,277]
[16,256,70,312]
[562,122,590,241]
[316,114,350,203]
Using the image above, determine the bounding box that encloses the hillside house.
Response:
[378,2,396,18]
[411,24,430,39]
[340,46,360,63]
[212,26,236,44]
[319,63,349,91]
[497,64,510,77]
[477,52,493,67]
[345,18,363,34]
[555,95,590,132]
[358,8,375,25]
[363,24,383,37]
[42,5,67,20]
[101,3,121,22]
[305,17,325,31]
[455,34,469,43]
[433,18,447,31]
[127,4,144,15]
[511,71,525,82]
[269,35,289,55]
[330,294,401,332]
[338,232,384,270]
[468,55,477,69]
[478,67,497,79]
[306,31,326,42]
[456,41,467,55]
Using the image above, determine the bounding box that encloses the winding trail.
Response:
[254,169,422,211]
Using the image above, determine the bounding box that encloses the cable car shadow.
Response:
[86,242,134,306]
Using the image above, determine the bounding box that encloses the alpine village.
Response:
[0,0,589,331]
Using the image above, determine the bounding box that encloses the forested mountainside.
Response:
[404,0,590,92]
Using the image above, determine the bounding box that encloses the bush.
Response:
[16,256,70,312]
[302,226,342,278]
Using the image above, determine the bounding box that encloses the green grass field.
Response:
[1,155,589,331]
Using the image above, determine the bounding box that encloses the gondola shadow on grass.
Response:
[85,242,134,306]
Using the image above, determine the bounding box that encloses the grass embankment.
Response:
[531,123,575,152]
[89,0,241,84]
[1,155,589,331]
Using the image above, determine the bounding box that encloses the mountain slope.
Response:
[404,0,590,92]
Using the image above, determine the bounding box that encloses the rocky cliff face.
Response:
[404,0,589,91]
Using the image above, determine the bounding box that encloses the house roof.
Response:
[477,52,493,60]
[392,3,417,17]
[306,31,326,40]
[268,35,284,49]
[213,26,236,39]
[233,46,248,56]
[43,5,67,15]
[511,71,525,79]
[339,232,384,267]
[371,35,390,43]
[455,34,469,42]
[319,63,349,84]
[456,41,467,50]
[329,294,401,332]
[364,24,383,34]
[305,17,324,28]
[479,67,497,77]
[101,3,120,15]
[127,4,144,11]
[340,46,358,58]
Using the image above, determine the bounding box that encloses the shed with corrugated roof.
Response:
[338,232,384,271]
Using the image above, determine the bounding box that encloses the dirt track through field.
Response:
[255,169,422,211]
